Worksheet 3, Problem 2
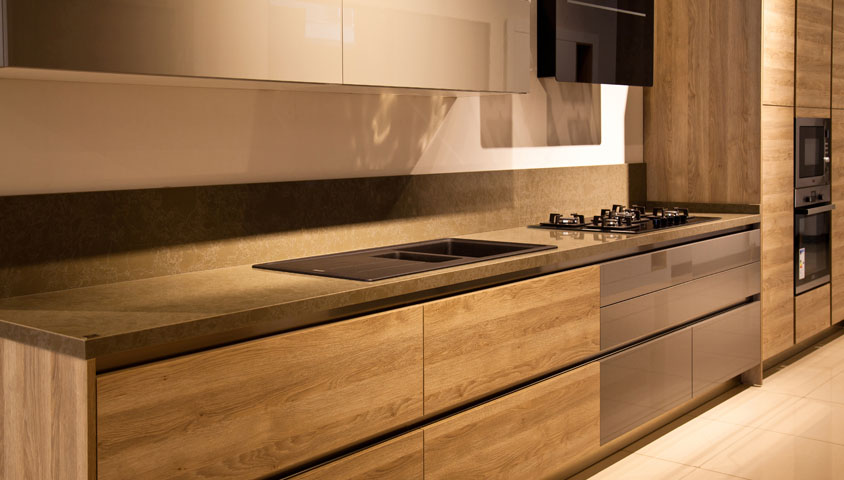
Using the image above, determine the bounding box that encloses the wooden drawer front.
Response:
[423,266,600,415]
[796,0,833,108]
[600,230,760,306]
[424,363,600,480]
[796,284,831,343]
[693,302,761,396]
[600,328,692,444]
[601,262,761,351]
[292,432,423,480]
[96,306,423,480]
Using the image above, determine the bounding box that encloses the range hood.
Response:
[537,0,653,87]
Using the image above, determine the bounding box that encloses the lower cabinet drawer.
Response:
[601,262,760,350]
[291,432,423,480]
[795,284,831,343]
[424,363,600,479]
[600,328,692,444]
[96,306,424,480]
[692,301,761,396]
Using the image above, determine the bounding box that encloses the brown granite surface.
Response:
[0,213,758,363]
[0,164,644,300]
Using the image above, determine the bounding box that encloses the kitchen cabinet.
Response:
[796,0,833,108]
[3,0,344,85]
[96,306,423,480]
[762,105,797,359]
[424,363,600,479]
[342,0,529,92]
[833,0,844,107]
[292,432,423,480]
[795,284,832,342]
[763,0,796,106]
[832,109,844,323]
[423,265,600,415]
[693,302,762,395]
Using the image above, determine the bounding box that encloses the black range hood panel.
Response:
[538,0,654,87]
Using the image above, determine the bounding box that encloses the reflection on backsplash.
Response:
[0,164,644,299]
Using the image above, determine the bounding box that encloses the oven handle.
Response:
[796,204,836,215]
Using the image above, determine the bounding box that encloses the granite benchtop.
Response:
[0,213,760,368]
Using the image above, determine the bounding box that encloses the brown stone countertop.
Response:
[0,213,760,368]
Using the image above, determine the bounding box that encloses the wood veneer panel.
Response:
[795,106,833,117]
[762,105,796,359]
[764,0,796,106]
[795,284,831,342]
[833,0,844,107]
[645,0,761,204]
[0,338,95,480]
[423,266,600,415]
[423,363,600,480]
[797,0,833,108]
[832,109,844,323]
[293,432,423,480]
[97,306,423,480]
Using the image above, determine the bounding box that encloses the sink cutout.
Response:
[399,239,534,258]
[373,252,459,263]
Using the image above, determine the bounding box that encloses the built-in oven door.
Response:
[794,204,834,295]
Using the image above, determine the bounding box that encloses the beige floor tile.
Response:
[700,429,844,480]
[571,452,696,480]
[762,362,839,397]
[698,388,801,427]
[681,469,749,480]
[628,418,755,467]
[807,371,844,404]
[757,397,844,445]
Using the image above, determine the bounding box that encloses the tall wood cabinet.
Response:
[796,0,833,108]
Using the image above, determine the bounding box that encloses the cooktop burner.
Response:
[530,205,720,234]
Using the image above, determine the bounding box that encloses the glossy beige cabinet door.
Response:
[6,0,342,84]
[343,0,530,92]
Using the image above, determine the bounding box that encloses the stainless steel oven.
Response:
[794,201,834,294]
[795,117,831,189]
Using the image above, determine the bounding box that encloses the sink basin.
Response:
[254,238,556,281]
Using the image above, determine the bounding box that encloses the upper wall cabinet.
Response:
[3,0,343,84]
[763,0,795,106]
[833,0,844,108]
[342,0,530,93]
[0,0,530,94]
[796,0,833,108]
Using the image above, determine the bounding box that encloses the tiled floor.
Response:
[571,329,844,480]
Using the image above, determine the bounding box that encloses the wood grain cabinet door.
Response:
[764,0,796,106]
[96,306,423,480]
[832,0,844,108]
[423,266,600,415]
[832,109,844,323]
[291,432,423,480]
[795,284,831,342]
[796,0,833,108]
[424,363,600,480]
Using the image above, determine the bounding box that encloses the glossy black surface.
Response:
[538,0,654,86]
[253,238,557,282]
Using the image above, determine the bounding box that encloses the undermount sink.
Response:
[253,238,556,281]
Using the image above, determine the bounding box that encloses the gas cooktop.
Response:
[529,205,720,234]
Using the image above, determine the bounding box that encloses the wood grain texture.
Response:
[97,306,423,480]
[423,266,600,415]
[424,363,600,480]
[645,0,761,204]
[0,337,95,480]
[796,0,833,108]
[834,0,844,107]
[832,109,844,323]
[763,0,796,106]
[761,105,796,359]
[795,106,832,117]
[293,432,423,480]
[795,284,831,342]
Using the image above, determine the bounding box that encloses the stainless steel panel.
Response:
[601,230,760,306]
[5,0,343,84]
[692,302,761,396]
[600,328,692,444]
[601,262,761,351]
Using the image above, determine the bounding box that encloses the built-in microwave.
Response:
[794,117,831,189]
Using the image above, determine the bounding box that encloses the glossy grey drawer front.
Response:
[601,262,760,351]
[600,328,692,444]
[693,302,761,396]
[600,230,760,306]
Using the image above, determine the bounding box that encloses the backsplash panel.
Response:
[0,164,643,298]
